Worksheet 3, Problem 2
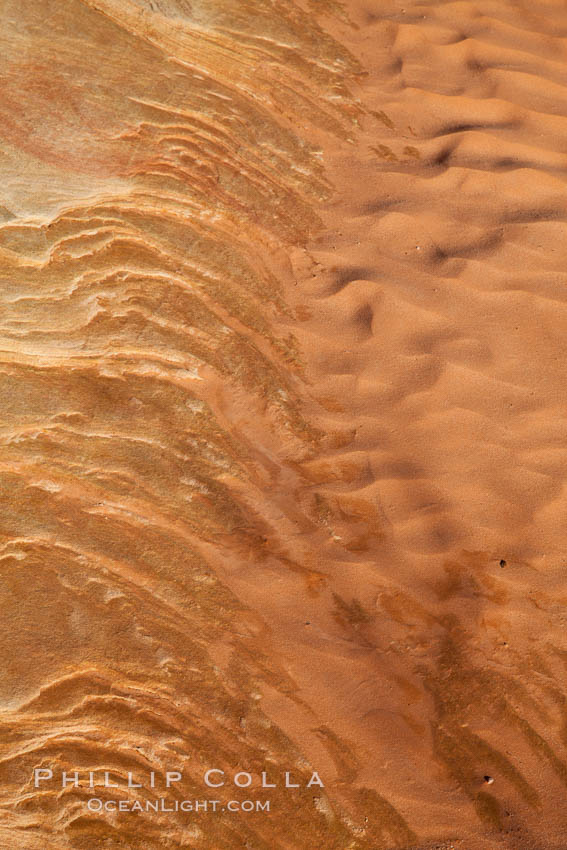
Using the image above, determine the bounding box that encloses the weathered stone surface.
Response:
[3,1,567,848]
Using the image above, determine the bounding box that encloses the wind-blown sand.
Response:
[1,0,567,847]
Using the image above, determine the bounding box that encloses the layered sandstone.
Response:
[2,1,567,848]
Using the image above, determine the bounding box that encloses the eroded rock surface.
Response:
[3,1,567,848]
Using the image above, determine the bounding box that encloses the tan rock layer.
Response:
[0,1,375,849]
